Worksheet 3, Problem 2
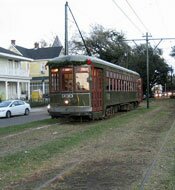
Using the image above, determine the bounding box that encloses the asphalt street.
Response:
[0,106,51,128]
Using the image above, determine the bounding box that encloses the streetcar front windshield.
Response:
[50,66,90,92]
[61,68,73,91]
[75,66,89,91]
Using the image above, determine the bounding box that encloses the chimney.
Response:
[34,42,39,49]
[11,40,16,46]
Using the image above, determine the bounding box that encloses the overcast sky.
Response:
[1,0,175,68]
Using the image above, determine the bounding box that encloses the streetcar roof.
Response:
[47,55,140,76]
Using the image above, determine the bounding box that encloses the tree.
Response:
[70,24,130,64]
[70,25,170,95]
[128,44,170,94]
[39,39,48,48]
[170,46,175,57]
[165,66,175,92]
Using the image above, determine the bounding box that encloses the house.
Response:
[9,38,63,97]
[0,47,32,101]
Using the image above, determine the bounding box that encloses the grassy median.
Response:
[0,99,175,189]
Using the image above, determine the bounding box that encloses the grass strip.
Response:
[0,119,59,137]
[0,106,152,173]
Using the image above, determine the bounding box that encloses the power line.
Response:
[125,0,150,33]
[124,37,175,42]
[112,0,143,34]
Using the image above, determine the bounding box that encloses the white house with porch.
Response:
[9,38,63,97]
[0,47,32,101]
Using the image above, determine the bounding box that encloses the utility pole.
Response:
[171,65,173,94]
[124,36,175,109]
[143,32,152,109]
[65,1,68,55]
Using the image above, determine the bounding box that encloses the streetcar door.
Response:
[92,68,103,111]
[137,78,143,102]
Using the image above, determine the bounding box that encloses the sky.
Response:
[1,0,175,69]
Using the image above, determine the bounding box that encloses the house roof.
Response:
[0,47,21,56]
[14,45,62,60]
[52,36,62,47]
[0,47,32,61]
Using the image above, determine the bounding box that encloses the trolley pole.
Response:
[65,1,68,55]
[146,33,150,109]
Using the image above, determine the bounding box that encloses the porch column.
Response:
[42,81,45,94]
[17,82,20,99]
[27,82,30,100]
[5,81,8,100]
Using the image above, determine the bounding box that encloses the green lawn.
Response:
[0,99,175,189]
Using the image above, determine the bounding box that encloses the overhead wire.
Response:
[126,0,164,48]
[153,0,174,58]
[112,0,144,34]
[125,0,158,47]
[112,0,175,69]
[125,0,150,33]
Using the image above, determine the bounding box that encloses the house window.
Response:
[41,63,46,74]
[14,61,19,74]
[8,60,13,74]
[30,82,42,92]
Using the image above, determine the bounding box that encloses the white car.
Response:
[0,100,31,118]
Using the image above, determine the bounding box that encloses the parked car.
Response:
[0,100,31,118]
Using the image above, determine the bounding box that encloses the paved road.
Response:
[0,107,51,128]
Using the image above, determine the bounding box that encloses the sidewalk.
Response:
[31,106,47,112]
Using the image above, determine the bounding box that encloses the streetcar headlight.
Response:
[47,104,50,113]
[64,99,69,105]
[47,104,50,109]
